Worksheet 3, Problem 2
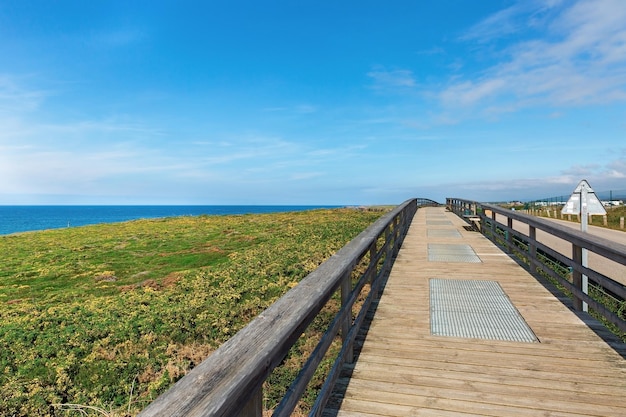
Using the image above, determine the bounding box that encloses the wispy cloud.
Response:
[190,136,299,166]
[560,163,601,177]
[440,0,626,114]
[87,27,147,48]
[367,68,417,91]
[606,153,626,178]
[261,103,318,115]
[295,104,317,114]
[0,74,358,201]
[0,81,181,196]
[289,172,324,181]
[440,78,507,107]
[460,0,563,42]
[0,74,49,113]
[42,119,163,136]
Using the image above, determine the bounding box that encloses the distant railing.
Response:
[415,197,440,207]
[447,198,626,335]
[138,199,419,417]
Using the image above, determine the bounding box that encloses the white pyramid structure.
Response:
[561,179,607,216]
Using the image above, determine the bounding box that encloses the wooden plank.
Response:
[327,206,626,417]
[330,396,591,417]
[338,379,624,416]
[348,360,626,397]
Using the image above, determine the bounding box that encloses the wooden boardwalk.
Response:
[325,206,626,417]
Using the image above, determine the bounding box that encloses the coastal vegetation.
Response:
[0,208,385,416]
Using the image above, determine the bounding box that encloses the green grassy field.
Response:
[0,208,385,416]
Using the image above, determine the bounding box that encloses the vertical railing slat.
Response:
[572,244,583,311]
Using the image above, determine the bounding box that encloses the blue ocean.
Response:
[0,206,339,236]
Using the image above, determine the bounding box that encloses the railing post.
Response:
[340,271,353,363]
[491,210,496,238]
[392,216,400,256]
[383,223,393,276]
[369,241,379,297]
[572,244,583,311]
[506,217,513,253]
[528,225,537,274]
[237,388,263,417]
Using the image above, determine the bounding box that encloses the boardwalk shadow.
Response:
[323,264,392,416]
[533,272,626,360]
[502,246,626,360]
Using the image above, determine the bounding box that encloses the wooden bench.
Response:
[463,214,481,231]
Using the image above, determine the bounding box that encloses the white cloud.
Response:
[607,170,626,179]
[556,152,626,183]
[440,0,626,113]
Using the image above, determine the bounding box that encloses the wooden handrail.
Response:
[447,198,626,333]
[138,199,418,417]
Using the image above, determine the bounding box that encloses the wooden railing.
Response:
[138,199,419,417]
[447,198,626,334]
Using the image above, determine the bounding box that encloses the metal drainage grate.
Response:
[426,220,453,226]
[430,279,538,343]
[427,229,461,238]
[428,244,481,263]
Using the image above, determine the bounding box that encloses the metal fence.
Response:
[527,188,626,208]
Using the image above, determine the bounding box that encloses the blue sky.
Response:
[1,0,625,205]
